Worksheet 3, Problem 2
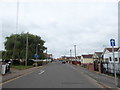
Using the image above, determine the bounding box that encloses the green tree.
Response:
[3,33,47,60]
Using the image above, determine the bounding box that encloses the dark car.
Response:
[62,60,66,64]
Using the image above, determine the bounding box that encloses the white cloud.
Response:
[2,0,119,3]
[1,0,118,58]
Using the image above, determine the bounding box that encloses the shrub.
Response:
[27,60,34,66]
[12,60,20,65]
[38,61,43,66]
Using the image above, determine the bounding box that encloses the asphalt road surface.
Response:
[3,61,104,88]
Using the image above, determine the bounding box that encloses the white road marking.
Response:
[38,70,45,75]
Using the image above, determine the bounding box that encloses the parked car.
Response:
[62,60,66,64]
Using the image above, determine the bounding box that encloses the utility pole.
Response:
[25,32,28,66]
[12,0,19,61]
[74,45,77,61]
[70,49,72,57]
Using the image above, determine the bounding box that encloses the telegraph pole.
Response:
[25,32,28,66]
[12,0,19,61]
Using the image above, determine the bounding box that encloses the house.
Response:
[93,52,103,62]
[92,52,103,71]
[81,54,94,65]
[102,47,120,74]
[76,56,81,61]
[102,47,120,63]
[44,53,53,59]
[66,57,75,61]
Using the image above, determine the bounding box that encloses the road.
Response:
[3,61,104,88]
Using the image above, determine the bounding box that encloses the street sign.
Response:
[34,54,39,58]
[110,39,115,46]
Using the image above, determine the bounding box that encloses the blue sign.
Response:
[110,39,115,46]
[34,54,39,58]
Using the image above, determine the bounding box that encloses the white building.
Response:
[103,47,120,63]
[102,47,120,74]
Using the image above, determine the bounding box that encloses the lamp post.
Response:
[74,45,77,61]
[70,49,72,57]
[70,49,72,63]
[46,48,48,64]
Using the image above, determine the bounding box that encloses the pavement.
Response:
[71,64,120,88]
[1,61,120,89]
[1,66,43,84]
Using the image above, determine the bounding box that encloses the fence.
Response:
[102,63,120,74]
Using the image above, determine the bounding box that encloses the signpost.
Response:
[34,53,39,66]
[110,39,117,86]
[34,54,39,59]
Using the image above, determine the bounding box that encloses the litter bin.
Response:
[1,65,6,75]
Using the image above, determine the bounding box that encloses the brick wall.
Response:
[88,63,94,71]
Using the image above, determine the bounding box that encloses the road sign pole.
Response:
[112,46,117,86]
[110,39,117,86]
[36,45,38,60]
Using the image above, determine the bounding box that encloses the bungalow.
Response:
[103,47,120,63]
[92,52,103,71]
[76,56,81,61]
[93,52,103,62]
[81,54,94,65]
[102,47,120,74]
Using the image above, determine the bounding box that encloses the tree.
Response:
[3,33,47,60]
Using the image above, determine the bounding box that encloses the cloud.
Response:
[1,1,118,58]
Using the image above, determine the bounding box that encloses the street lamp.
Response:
[46,48,48,64]
[74,45,77,61]
[70,49,72,57]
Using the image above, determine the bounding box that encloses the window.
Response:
[109,57,112,61]
[115,58,118,61]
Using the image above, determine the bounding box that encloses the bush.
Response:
[38,61,43,66]
[27,60,34,66]
[12,60,20,65]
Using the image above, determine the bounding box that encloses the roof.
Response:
[105,47,120,52]
[77,56,81,59]
[94,52,103,57]
[82,54,93,58]
[66,57,75,59]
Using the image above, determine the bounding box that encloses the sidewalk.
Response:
[1,66,42,84]
[72,64,120,89]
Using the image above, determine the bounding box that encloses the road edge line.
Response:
[0,66,43,86]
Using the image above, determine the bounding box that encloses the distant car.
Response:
[62,61,66,64]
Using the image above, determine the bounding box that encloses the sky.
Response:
[1,0,119,58]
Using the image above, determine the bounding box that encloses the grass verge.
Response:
[11,65,33,70]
